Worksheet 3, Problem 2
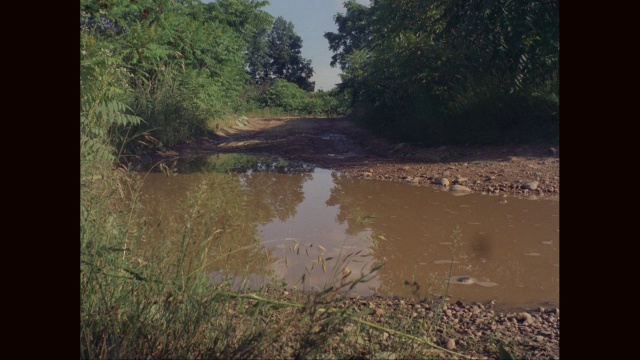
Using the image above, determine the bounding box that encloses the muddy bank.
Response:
[136,117,559,200]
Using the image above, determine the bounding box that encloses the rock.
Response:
[523,181,539,190]
[436,177,450,186]
[454,177,468,184]
[517,312,532,322]
[376,308,384,316]
[450,185,472,192]
[446,339,456,350]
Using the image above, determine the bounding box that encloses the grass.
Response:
[81,161,550,359]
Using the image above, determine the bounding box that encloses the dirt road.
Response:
[144,117,559,199]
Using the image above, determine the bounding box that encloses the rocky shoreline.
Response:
[275,291,560,359]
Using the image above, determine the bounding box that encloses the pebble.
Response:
[446,339,456,350]
[524,181,539,190]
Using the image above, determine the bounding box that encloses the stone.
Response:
[523,181,539,190]
[436,178,450,186]
[446,339,456,350]
[450,185,472,192]
[517,312,532,323]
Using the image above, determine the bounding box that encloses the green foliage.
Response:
[248,16,315,91]
[324,0,374,71]
[246,79,344,117]
[435,0,559,92]
[261,79,309,113]
[81,0,278,154]
[327,0,559,145]
[81,29,142,168]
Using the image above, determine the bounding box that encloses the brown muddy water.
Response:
[134,154,559,311]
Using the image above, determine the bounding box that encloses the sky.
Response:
[204,0,371,91]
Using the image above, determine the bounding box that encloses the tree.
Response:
[324,0,374,71]
[248,16,315,91]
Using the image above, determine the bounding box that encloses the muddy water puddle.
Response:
[135,154,559,311]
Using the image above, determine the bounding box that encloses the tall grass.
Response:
[80,169,353,358]
[81,157,485,359]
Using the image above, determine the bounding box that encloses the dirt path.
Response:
[143,117,559,199]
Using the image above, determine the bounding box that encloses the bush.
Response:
[246,80,346,117]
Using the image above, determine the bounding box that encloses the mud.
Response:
[135,117,559,199]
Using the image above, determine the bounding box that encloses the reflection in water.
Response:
[136,154,559,311]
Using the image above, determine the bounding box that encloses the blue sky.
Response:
[204,0,371,91]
